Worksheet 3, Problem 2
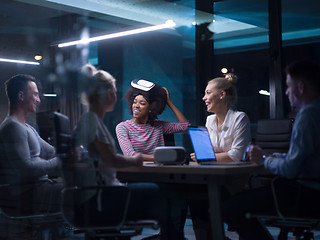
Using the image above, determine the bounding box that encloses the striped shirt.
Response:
[116,120,189,156]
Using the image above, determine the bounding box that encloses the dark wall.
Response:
[0,64,55,123]
[213,49,270,123]
[97,31,185,152]
[1,39,320,146]
[210,41,320,123]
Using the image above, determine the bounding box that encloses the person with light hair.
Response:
[72,64,185,239]
[190,73,251,240]
[191,73,251,163]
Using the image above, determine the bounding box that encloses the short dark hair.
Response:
[124,82,167,121]
[4,74,37,104]
[285,60,320,92]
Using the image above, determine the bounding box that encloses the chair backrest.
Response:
[51,112,72,157]
[61,185,130,230]
[255,119,293,154]
[164,133,175,146]
[52,112,157,237]
[51,112,80,188]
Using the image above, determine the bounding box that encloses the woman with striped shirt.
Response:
[116,80,189,161]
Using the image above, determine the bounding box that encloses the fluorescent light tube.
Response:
[0,58,40,65]
[58,20,176,48]
[43,93,57,97]
[259,90,270,96]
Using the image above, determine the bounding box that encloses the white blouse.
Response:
[206,109,251,161]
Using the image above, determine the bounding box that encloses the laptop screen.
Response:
[188,126,216,162]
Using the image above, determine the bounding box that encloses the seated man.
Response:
[0,74,62,214]
[222,60,320,240]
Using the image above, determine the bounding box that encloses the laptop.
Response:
[188,126,251,165]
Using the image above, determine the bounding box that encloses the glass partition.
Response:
[1,3,320,238]
[0,0,320,146]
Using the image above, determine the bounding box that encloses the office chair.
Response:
[248,119,320,240]
[0,185,62,240]
[255,119,293,154]
[0,150,63,238]
[250,119,293,188]
[164,133,175,146]
[246,176,320,240]
[51,112,159,240]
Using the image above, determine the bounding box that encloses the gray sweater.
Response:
[0,116,61,195]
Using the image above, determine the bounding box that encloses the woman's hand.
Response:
[162,87,171,104]
[132,153,143,166]
[249,145,264,164]
[133,152,154,162]
[190,152,197,162]
[163,87,188,122]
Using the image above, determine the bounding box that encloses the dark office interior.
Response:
[1,0,320,145]
[1,0,320,239]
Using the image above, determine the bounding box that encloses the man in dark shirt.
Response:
[222,60,320,240]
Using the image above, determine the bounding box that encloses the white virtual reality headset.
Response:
[131,79,155,91]
[154,146,186,165]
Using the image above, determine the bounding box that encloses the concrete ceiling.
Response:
[1,0,320,59]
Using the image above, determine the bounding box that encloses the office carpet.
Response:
[6,218,316,239]
[132,219,320,240]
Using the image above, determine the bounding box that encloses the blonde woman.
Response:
[72,64,184,240]
[190,74,251,240]
[191,73,250,162]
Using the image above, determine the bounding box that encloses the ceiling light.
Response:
[58,20,176,48]
[0,58,40,65]
[259,90,270,96]
[43,93,57,97]
[221,68,228,74]
[34,55,43,61]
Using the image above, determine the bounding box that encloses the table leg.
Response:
[207,176,225,240]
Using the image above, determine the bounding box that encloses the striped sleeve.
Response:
[115,122,135,156]
[162,121,190,134]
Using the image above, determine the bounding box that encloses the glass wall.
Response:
[1,2,320,239]
[212,0,270,124]
[1,0,320,148]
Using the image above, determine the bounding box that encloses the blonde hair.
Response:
[208,73,238,108]
[80,64,116,106]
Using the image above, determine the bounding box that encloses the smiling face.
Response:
[132,94,150,122]
[202,82,224,113]
[21,81,41,114]
[285,73,302,109]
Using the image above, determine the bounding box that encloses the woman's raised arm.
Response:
[163,87,187,122]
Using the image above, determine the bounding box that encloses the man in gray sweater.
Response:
[0,74,62,214]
